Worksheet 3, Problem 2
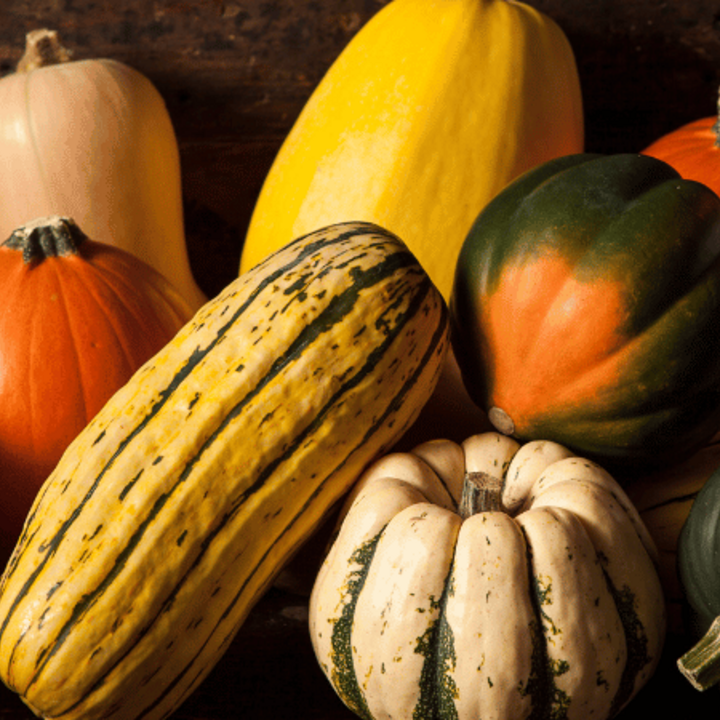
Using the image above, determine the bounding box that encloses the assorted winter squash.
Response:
[1,8,720,719]
[0,216,194,563]
[239,0,583,300]
[0,221,448,720]
[310,432,665,720]
[274,347,492,597]
[450,153,720,468]
[0,29,206,311]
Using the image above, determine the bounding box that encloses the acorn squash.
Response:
[677,462,720,691]
[310,432,665,719]
[625,432,720,636]
[450,153,720,467]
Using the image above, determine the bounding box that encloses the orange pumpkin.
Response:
[642,93,720,194]
[0,216,194,562]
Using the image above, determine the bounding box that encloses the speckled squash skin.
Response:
[0,221,449,720]
[309,432,665,720]
[450,153,720,467]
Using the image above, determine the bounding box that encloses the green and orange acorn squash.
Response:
[450,153,720,467]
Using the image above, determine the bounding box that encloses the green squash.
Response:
[677,464,720,691]
[450,153,720,467]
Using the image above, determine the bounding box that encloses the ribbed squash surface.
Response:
[310,433,665,720]
[0,221,448,720]
[450,153,720,466]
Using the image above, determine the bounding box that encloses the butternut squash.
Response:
[0,29,206,311]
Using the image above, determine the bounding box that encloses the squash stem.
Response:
[678,616,720,691]
[3,216,87,264]
[458,472,503,518]
[17,29,73,73]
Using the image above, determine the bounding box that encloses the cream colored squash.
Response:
[240,0,584,300]
[0,29,206,311]
[310,432,665,720]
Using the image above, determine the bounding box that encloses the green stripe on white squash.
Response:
[0,221,449,720]
[309,432,666,720]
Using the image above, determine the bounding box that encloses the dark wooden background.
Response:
[1,1,720,718]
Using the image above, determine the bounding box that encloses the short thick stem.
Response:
[678,616,720,691]
[4,216,88,264]
[458,472,503,518]
[17,28,73,73]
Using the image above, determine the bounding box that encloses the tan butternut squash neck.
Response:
[17,28,72,73]
[4,217,87,264]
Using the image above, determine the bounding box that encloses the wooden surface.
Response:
[1,0,720,718]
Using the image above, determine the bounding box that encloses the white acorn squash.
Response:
[310,432,665,720]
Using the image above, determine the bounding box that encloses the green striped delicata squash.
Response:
[0,221,449,720]
[310,432,665,720]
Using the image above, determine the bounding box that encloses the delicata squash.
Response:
[0,222,449,720]
[310,432,666,720]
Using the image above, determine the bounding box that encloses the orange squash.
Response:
[0,216,194,562]
[642,92,720,195]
